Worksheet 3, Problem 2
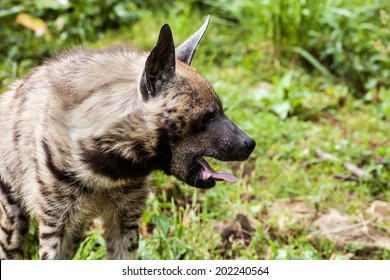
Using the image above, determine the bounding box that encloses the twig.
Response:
[301,148,338,167]
[316,148,338,161]
[322,220,371,235]
[344,162,368,178]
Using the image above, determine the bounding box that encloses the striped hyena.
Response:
[0,16,255,260]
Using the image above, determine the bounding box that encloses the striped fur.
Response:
[0,18,255,259]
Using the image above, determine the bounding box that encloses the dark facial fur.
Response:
[154,64,256,188]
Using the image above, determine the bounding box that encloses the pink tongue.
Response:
[198,158,238,183]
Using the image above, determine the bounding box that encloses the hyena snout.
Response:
[214,118,256,162]
[169,116,255,190]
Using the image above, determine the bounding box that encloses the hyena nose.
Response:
[245,138,256,154]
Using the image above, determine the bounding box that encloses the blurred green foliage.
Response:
[198,0,390,94]
[1,0,389,94]
[304,2,390,94]
[0,0,142,82]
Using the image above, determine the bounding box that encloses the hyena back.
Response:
[0,16,255,259]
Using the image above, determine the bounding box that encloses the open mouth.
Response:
[197,158,238,183]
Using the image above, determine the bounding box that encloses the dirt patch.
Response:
[266,198,390,256]
[366,200,390,225]
[213,198,390,258]
[313,207,390,251]
[214,213,255,257]
[268,198,318,230]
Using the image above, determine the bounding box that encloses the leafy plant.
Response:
[304,2,390,95]
[0,0,142,84]
[73,230,106,260]
[195,0,390,94]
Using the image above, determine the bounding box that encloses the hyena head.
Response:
[138,16,256,189]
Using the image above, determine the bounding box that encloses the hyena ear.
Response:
[175,15,210,65]
[140,24,176,101]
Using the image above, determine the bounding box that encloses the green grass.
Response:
[1,1,389,260]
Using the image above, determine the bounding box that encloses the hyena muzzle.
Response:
[0,16,255,260]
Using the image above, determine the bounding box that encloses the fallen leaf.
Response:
[16,13,47,37]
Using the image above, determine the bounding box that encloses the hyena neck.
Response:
[77,111,172,184]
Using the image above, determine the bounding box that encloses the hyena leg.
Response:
[0,180,29,260]
[38,218,85,260]
[38,198,86,260]
[102,188,148,260]
[103,211,142,260]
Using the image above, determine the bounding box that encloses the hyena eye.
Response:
[201,111,215,124]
